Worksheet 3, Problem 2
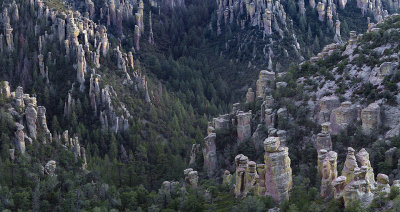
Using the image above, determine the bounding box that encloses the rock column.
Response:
[203,133,218,177]
[263,137,292,203]
[237,111,252,143]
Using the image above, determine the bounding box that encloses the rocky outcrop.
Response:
[76,44,87,91]
[343,166,374,209]
[265,108,275,129]
[342,147,359,184]
[237,111,252,143]
[256,70,275,98]
[263,137,292,203]
[246,88,255,103]
[45,160,57,177]
[213,114,230,130]
[320,151,338,199]
[37,106,51,143]
[15,123,26,154]
[25,104,37,140]
[184,168,198,188]
[356,148,375,186]
[223,170,233,185]
[0,81,11,98]
[317,2,325,21]
[361,103,381,134]
[235,154,249,197]
[330,102,357,135]
[317,95,340,124]
[315,122,332,151]
[203,133,218,177]
[375,173,390,197]
[252,124,267,153]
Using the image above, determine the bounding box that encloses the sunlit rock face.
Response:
[263,137,292,203]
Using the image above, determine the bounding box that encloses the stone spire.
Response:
[256,70,275,98]
[235,154,249,197]
[237,111,252,143]
[148,11,155,45]
[245,88,255,103]
[339,0,348,8]
[298,0,306,15]
[77,45,87,92]
[203,133,217,177]
[309,0,316,8]
[321,151,338,199]
[263,9,272,36]
[138,0,145,34]
[342,147,358,184]
[317,2,325,21]
[263,137,292,203]
[355,148,375,185]
[334,20,342,43]
[5,25,14,51]
[327,6,333,26]
[25,104,38,140]
[134,25,140,51]
[316,122,332,151]
[15,123,26,154]
[58,17,66,45]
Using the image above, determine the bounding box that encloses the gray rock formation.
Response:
[25,104,37,140]
[45,160,57,177]
[361,103,381,134]
[203,133,217,177]
[263,137,292,203]
[237,111,252,143]
[317,95,340,124]
[330,102,357,135]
